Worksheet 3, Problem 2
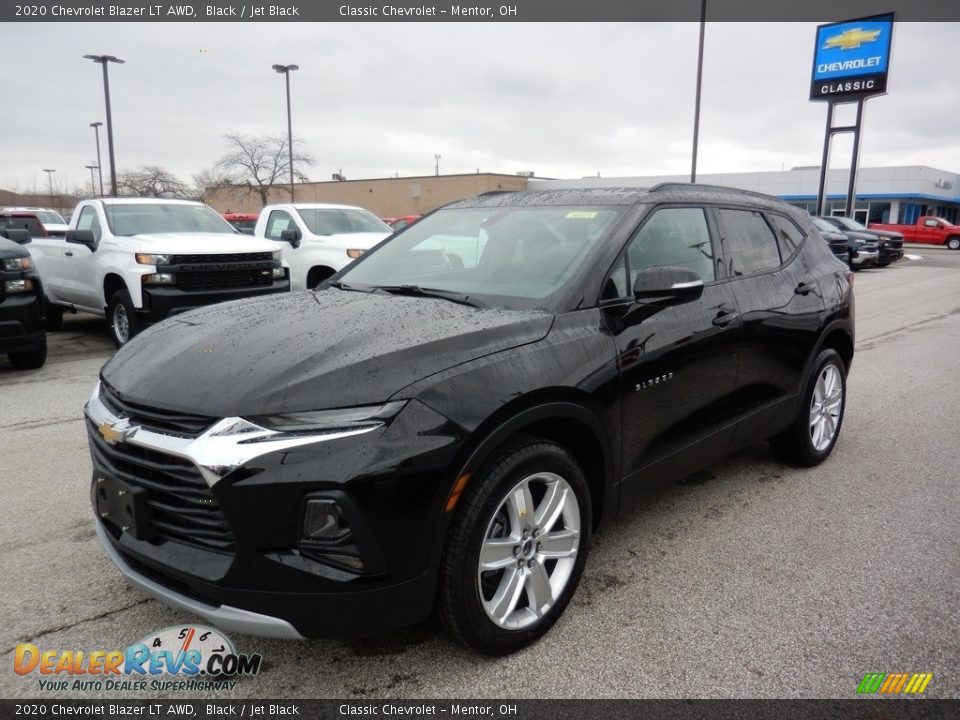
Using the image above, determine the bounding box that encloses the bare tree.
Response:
[214,133,313,206]
[192,166,233,198]
[118,166,192,199]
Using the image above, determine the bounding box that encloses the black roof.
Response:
[449,183,799,213]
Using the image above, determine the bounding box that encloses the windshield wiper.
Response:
[369,285,486,308]
[326,280,372,293]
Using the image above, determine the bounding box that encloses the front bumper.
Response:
[0,286,45,354]
[139,278,290,324]
[851,250,878,268]
[85,383,464,639]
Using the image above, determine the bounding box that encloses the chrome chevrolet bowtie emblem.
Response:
[97,418,138,445]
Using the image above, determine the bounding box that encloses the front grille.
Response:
[100,383,213,438]
[87,418,236,553]
[176,269,274,291]
[171,252,274,264]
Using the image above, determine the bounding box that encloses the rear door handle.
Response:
[712,310,739,327]
[64,251,73,257]
[795,282,815,295]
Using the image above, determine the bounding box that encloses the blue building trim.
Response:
[779,192,960,203]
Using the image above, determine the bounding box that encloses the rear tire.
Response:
[770,348,846,466]
[438,438,591,656]
[108,290,141,348]
[8,334,47,369]
[947,236,960,251]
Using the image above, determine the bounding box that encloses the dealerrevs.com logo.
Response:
[857,672,934,695]
[14,625,262,692]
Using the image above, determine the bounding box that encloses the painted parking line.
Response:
[904,254,924,260]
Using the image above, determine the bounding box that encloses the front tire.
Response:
[8,335,47,369]
[108,289,141,348]
[438,438,591,655]
[770,348,846,466]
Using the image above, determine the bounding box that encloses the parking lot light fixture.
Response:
[43,168,56,209]
[84,55,125,197]
[90,122,105,196]
[272,63,299,201]
[85,164,99,197]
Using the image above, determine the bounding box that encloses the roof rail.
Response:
[648,182,777,201]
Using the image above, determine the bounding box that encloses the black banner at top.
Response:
[4,0,960,22]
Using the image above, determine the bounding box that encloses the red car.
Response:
[381,215,421,231]
[222,212,259,235]
[869,216,960,250]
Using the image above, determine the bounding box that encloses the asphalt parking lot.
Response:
[2,248,958,699]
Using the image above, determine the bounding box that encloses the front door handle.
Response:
[795,281,815,296]
[64,251,73,257]
[712,310,739,327]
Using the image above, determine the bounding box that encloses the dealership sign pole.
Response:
[810,13,894,219]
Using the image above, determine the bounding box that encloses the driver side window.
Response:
[266,210,295,240]
[627,207,715,287]
[76,207,102,244]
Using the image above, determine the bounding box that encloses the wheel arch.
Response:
[306,265,337,289]
[451,398,617,533]
[102,273,129,310]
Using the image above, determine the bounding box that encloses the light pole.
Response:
[85,164,99,197]
[272,63,299,200]
[90,122,105,196]
[84,55,125,197]
[690,0,706,183]
[43,168,56,209]
[434,154,441,176]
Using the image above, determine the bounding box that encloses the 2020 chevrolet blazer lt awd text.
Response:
[86,185,854,655]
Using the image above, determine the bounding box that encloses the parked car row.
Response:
[810,216,905,271]
[0,228,47,368]
[870,215,960,250]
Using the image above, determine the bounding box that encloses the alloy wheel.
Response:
[809,363,843,451]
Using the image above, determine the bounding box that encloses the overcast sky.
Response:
[2,22,958,194]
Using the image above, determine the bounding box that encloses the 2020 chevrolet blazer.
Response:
[86,184,854,655]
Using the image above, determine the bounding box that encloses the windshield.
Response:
[36,211,65,224]
[812,218,839,233]
[103,203,236,236]
[296,208,391,235]
[339,205,624,310]
[830,216,867,231]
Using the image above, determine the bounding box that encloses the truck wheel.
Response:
[44,299,64,331]
[770,348,846,467]
[947,236,960,251]
[438,438,591,655]
[8,334,47,370]
[108,290,142,348]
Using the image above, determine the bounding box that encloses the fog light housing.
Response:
[272,267,285,279]
[302,499,347,540]
[300,498,366,572]
[143,273,176,285]
[4,279,34,293]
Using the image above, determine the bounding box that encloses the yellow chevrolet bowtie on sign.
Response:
[823,27,882,51]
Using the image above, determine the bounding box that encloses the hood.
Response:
[0,237,30,259]
[101,289,553,418]
[42,223,69,234]
[839,230,878,242]
[125,232,280,254]
[866,228,903,240]
[304,231,391,249]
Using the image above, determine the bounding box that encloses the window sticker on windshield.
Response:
[565,211,598,219]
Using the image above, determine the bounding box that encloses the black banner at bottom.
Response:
[1,699,959,720]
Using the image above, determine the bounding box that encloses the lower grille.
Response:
[87,419,236,553]
[176,269,274,291]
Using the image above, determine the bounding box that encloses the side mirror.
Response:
[632,266,704,306]
[0,229,31,245]
[66,229,97,250]
[280,228,301,248]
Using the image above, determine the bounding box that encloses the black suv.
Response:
[0,230,46,369]
[86,185,853,655]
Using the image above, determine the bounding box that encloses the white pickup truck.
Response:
[253,203,392,290]
[28,198,290,346]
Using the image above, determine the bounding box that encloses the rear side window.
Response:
[768,214,805,259]
[716,209,781,276]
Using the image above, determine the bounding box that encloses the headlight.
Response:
[142,273,176,285]
[271,250,282,261]
[4,279,35,294]
[247,401,406,434]
[346,249,365,259]
[2,257,32,271]
[135,253,173,265]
